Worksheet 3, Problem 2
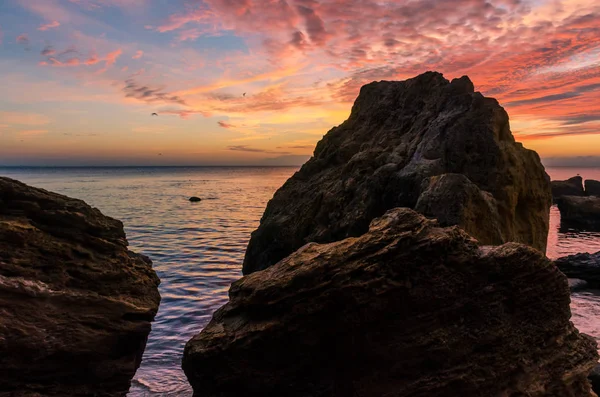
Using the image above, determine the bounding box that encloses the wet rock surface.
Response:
[556,251,600,288]
[243,72,551,274]
[557,195,600,230]
[586,180,600,197]
[0,177,161,396]
[551,176,585,200]
[183,208,597,397]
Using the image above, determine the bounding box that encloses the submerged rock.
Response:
[243,71,551,274]
[586,179,600,197]
[557,195,600,230]
[555,251,600,288]
[551,176,584,199]
[0,177,161,396]
[183,208,597,397]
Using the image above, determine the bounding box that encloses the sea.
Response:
[1,165,600,396]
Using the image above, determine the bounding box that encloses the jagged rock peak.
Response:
[243,71,552,274]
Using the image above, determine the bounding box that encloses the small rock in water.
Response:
[189,196,202,202]
[569,278,590,292]
[586,179,600,197]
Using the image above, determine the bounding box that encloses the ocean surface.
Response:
[1,165,600,396]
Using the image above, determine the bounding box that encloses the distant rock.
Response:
[557,195,600,230]
[243,71,551,274]
[0,177,161,396]
[551,176,585,199]
[183,208,598,397]
[555,251,600,287]
[568,278,590,292]
[586,179,600,197]
[189,196,202,202]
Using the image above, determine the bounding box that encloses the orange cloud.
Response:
[0,112,51,126]
[132,50,143,59]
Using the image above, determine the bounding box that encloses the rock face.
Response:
[0,177,161,396]
[557,195,600,229]
[555,251,600,287]
[243,72,552,274]
[586,179,600,197]
[551,176,584,199]
[183,208,598,397]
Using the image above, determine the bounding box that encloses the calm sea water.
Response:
[1,165,600,396]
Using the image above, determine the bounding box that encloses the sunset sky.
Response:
[0,0,599,166]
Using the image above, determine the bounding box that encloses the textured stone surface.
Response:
[551,176,584,199]
[184,208,597,397]
[557,195,600,230]
[0,177,161,396]
[555,251,600,288]
[586,180,600,197]
[243,72,551,274]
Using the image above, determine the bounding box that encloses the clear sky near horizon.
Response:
[0,0,599,166]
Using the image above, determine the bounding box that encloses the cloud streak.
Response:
[38,21,61,31]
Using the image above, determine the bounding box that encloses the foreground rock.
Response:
[551,176,585,199]
[556,251,600,288]
[243,72,551,274]
[586,179,600,197]
[184,208,597,397]
[557,195,600,230]
[0,177,161,396]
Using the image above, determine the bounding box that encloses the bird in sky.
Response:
[242,93,246,97]
[151,112,158,116]
[158,153,162,156]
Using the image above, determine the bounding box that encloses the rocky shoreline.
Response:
[0,177,160,396]
[184,72,596,396]
[2,72,600,396]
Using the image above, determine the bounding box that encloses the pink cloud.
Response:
[41,45,56,56]
[105,49,122,66]
[16,34,29,46]
[38,21,61,31]
[155,7,216,33]
[39,48,122,69]
[132,50,143,59]
[84,54,100,65]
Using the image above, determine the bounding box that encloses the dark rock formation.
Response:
[0,177,161,396]
[183,208,598,397]
[569,278,589,292]
[555,251,600,288]
[243,72,552,274]
[189,196,202,202]
[589,364,600,396]
[557,195,600,230]
[586,179,600,197]
[551,176,584,199]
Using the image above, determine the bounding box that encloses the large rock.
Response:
[557,195,600,230]
[183,208,598,397]
[555,251,600,287]
[243,72,552,274]
[586,179,600,197]
[0,177,161,396]
[552,176,584,199]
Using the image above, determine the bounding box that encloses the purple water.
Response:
[1,165,599,395]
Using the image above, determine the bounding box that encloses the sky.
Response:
[0,0,599,166]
